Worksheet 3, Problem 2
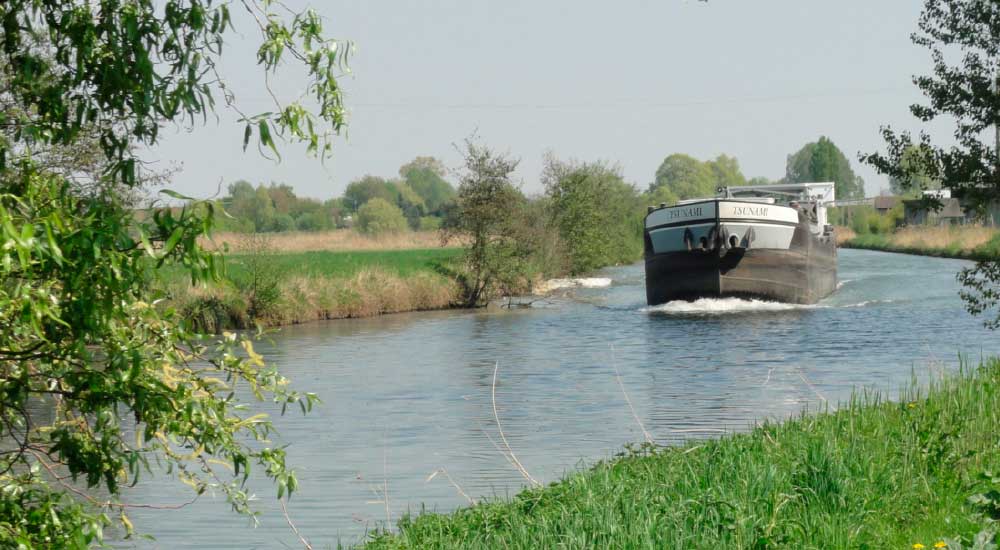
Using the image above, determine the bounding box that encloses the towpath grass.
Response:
[838,225,1000,261]
[363,359,1000,549]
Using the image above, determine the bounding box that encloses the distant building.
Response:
[873,196,898,214]
[903,196,966,226]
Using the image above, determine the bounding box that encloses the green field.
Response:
[364,359,1000,549]
[159,247,463,284]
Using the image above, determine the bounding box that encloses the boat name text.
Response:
[732,206,769,217]
[668,206,704,219]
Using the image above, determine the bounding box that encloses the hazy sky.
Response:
[151,1,938,200]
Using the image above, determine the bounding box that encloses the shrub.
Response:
[356,198,409,235]
[269,213,295,232]
[419,215,443,231]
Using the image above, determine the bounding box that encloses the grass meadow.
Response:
[362,358,1000,549]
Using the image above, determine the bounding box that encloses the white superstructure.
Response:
[644,182,836,255]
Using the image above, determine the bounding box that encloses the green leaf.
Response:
[258,120,281,160]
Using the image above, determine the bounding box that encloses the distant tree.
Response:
[399,156,448,179]
[251,185,277,231]
[266,183,297,215]
[443,141,529,306]
[356,197,409,235]
[786,137,864,199]
[390,180,428,229]
[226,180,256,220]
[324,198,347,227]
[269,213,295,232]
[543,157,643,273]
[747,176,775,186]
[862,0,1000,327]
[402,165,456,214]
[344,175,398,211]
[295,210,330,231]
[651,153,716,199]
[887,145,941,196]
[706,154,747,189]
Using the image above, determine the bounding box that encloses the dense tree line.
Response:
[647,136,865,203]
[213,156,458,233]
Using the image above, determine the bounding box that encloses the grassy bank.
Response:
[364,359,1000,549]
[839,225,1000,261]
[159,247,463,331]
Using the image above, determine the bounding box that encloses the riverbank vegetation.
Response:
[0,1,347,546]
[160,244,462,331]
[839,224,1000,261]
[364,358,1000,549]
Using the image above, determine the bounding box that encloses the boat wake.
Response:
[641,297,891,315]
[642,298,809,315]
[536,277,613,293]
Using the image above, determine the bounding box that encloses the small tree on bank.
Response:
[543,157,643,274]
[862,0,1000,327]
[443,141,529,306]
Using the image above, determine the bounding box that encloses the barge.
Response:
[643,182,837,305]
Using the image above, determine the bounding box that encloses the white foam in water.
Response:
[537,277,613,293]
[641,296,891,315]
[641,297,812,315]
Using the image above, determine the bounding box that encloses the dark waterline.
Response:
[119,249,998,548]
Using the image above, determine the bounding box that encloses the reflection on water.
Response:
[119,249,998,548]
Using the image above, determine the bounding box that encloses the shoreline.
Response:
[362,358,1000,548]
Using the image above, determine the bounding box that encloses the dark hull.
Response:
[644,222,837,305]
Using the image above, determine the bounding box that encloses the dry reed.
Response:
[834,226,856,245]
[200,230,456,253]
[838,224,999,256]
[889,225,996,251]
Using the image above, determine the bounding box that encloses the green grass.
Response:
[159,247,463,284]
[363,359,1000,549]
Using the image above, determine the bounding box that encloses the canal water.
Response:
[121,249,998,548]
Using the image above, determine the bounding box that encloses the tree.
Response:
[747,176,775,186]
[356,197,409,235]
[543,157,643,274]
[343,175,397,211]
[0,0,345,545]
[650,154,716,200]
[887,145,941,196]
[786,137,864,199]
[443,141,529,306]
[399,156,448,179]
[401,164,456,214]
[706,154,747,189]
[390,180,428,229]
[862,0,1000,327]
[251,184,277,231]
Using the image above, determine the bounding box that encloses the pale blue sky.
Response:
[150,1,937,200]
